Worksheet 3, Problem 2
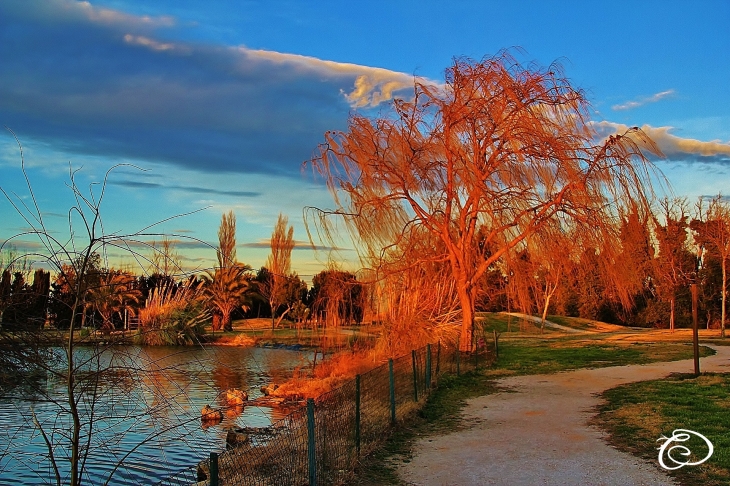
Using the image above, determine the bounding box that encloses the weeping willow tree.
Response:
[307,53,662,351]
[365,226,461,356]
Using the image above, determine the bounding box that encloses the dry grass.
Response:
[213,333,258,347]
[273,349,383,399]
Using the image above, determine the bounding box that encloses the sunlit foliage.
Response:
[309,53,661,350]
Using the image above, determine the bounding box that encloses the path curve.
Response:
[398,345,730,485]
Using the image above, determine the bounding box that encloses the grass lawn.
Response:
[488,339,715,376]
[595,373,730,486]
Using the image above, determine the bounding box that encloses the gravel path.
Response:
[398,344,730,485]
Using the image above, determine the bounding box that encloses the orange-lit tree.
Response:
[311,54,658,350]
[692,195,730,337]
[260,213,296,328]
[204,211,252,331]
[653,198,696,331]
[308,53,661,351]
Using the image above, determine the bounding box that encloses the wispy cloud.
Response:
[0,0,429,178]
[612,90,675,111]
[239,239,349,252]
[109,180,261,197]
[593,121,730,163]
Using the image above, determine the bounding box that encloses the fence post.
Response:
[456,349,460,376]
[388,359,396,425]
[412,350,418,402]
[355,374,361,457]
[307,398,317,486]
[426,344,432,389]
[209,452,219,486]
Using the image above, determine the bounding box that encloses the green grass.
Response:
[595,373,730,485]
[488,339,715,376]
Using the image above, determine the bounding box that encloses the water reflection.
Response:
[0,345,312,485]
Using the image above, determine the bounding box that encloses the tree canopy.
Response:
[309,53,662,351]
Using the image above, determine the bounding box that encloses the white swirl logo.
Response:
[657,429,714,470]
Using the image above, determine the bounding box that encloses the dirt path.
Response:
[398,345,730,485]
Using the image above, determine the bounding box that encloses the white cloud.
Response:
[612,90,675,111]
[75,0,176,28]
[593,121,730,161]
[123,34,178,52]
[240,48,435,108]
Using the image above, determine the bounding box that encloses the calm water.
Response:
[0,345,312,485]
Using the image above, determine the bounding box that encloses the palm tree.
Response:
[203,263,252,331]
[88,270,141,330]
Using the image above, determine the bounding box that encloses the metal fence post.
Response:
[355,374,361,457]
[412,350,418,402]
[209,452,219,486]
[426,344,432,389]
[307,398,317,485]
[388,359,396,425]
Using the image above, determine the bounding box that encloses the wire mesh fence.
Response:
[156,341,491,486]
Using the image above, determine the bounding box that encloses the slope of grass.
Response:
[476,312,555,334]
[594,373,730,486]
[489,339,715,376]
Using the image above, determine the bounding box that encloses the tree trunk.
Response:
[670,297,675,332]
[457,285,475,352]
[270,298,276,329]
[541,293,552,333]
[273,306,291,329]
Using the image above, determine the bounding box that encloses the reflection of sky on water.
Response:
[0,345,312,485]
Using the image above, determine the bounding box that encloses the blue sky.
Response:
[2,0,729,279]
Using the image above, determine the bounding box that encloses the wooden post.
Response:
[388,359,396,425]
[426,344,432,389]
[692,284,700,376]
[355,374,361,457]
[412,350,418,402]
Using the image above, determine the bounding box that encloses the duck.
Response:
[260,384,279,396]
[225,388,248,405]
[200,404,223,422]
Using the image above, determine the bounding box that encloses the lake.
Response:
[0,345,312,485]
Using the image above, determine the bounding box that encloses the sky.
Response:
[1,0,730,280]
